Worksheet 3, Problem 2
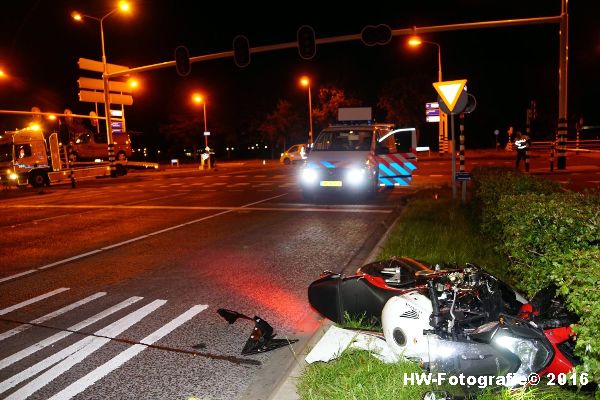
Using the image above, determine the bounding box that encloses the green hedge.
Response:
[470,167,560,237]
[471,168,600,387]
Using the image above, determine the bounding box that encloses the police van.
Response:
[300,108,417,200]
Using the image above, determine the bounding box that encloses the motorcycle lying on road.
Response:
[308,258,579,389]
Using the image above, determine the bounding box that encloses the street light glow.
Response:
[407,36,423,47]
[118,1,131,12]
[192,93,203,104]
[71,11,83,21]
[128,78,139,89]
[300,76,309,87]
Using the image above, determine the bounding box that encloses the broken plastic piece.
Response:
[217,308,298,355]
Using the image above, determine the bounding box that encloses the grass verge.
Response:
[297,190,593,400]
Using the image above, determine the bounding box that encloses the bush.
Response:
[470,167,559,237]
[472,171,600,387]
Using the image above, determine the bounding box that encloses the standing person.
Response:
[515,130,530,169]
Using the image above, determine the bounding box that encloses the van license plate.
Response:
[320,181,343,187]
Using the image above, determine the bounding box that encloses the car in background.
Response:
[68,131,132,161]
[279,143,307,165]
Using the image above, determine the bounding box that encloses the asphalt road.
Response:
[0,151,596,400]
[0,162,407,400]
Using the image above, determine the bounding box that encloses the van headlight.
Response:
[345,167,366,185]
[301,168,319,184]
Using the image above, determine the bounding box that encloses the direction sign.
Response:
[78,77,133,94]
[433,79,467,113]
[455,171,471,181]
[78,90,133,105]
[78,58,129,74]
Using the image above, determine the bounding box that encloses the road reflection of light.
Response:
[200,255,320,332]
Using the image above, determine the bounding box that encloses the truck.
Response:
[68,130,132,161]
[1,127,157,188]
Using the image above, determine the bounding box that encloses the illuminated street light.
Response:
[192,93,210,169]
[72,1,131,175]
[299,76,313,145]
[407,35,447,156]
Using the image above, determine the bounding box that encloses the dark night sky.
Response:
[1,0,599,153]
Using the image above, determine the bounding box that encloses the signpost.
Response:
[433,79,468,200]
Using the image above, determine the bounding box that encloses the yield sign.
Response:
[433,79,467,113]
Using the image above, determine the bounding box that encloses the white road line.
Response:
[48,304,208,400]
[254,175,267,178]
[0,288,69,316]
[0,270,36,284]
[0,296,143,370]
[1,299,166,399]
[2,194,289,281]
[233,175,248,178]
[39,250,103,270]
[0,292,106,342]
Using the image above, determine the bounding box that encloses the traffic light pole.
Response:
[105,11,567,171]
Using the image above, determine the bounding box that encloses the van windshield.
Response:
[313,129,373,151]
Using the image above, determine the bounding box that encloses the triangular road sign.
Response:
[433,79,467,112]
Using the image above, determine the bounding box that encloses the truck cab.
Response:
[69,131,132,161]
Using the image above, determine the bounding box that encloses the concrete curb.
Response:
[267,214,402,400]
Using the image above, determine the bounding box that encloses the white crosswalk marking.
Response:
[0,292,106,342]
[0,288,69,316]
[0,299,167,398]
[48,304,208,400]
[0,296,143,370]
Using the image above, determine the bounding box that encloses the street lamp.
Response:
[407,35,447,156]
[192,93,211,169]
[299,76,313,145]
[72,1,131,175]
[192,93,208,145]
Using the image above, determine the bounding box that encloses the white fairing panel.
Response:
[382,292,433,360]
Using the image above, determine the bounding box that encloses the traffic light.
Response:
[233,35,251,68]
[297,25,316,60]
[174,45,191,77]
[360,24,392,46]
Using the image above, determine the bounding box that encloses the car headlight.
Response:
[345,167,366,185]
[494,334,551,386]
[301,168,319,184]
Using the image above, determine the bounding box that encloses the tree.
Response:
[377,74,431,127]
[257,99,303,157]
[312,86,361,132]
[159,111,204,158]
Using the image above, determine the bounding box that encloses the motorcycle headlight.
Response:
[345,167,366,185]
[494,334,551,386]
[301,168,319,184]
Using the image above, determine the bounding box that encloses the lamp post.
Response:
[407,36,447,156]
[193,93,211,169]
[300,76,313,145]
[72,1,131,176]
[192,93,208,147]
